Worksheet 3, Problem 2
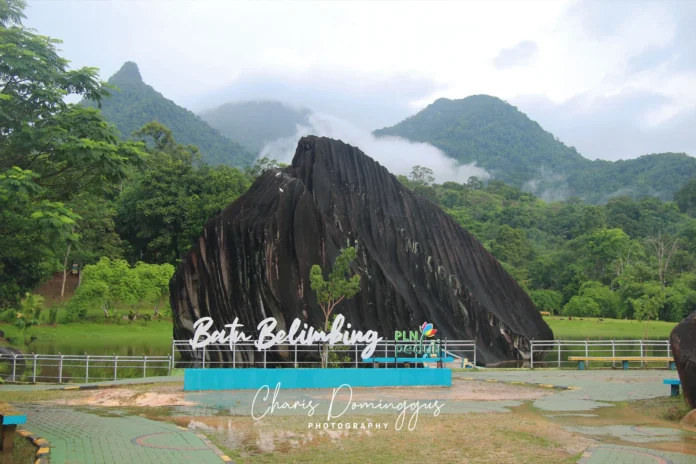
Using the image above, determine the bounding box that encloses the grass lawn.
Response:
[0,312,678,357]
[0,317,173,356]
[544,316,676,339]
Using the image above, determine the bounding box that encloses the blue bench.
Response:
[0,402,27,451]
[663,379,681,397]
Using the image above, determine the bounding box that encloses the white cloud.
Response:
[24,0,696,161]
[259,114,490,184]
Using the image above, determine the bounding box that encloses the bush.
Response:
[0,308,17,323]
[47,304,61,325]
[563,296,601,317]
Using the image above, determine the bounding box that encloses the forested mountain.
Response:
[375,96,696,204]
[82,62,254,167]
[200,100,311,153]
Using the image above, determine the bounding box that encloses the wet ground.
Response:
[3,369,695,463]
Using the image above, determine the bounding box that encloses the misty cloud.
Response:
[493,41,538,69]
[188,72,444,132]
[513,90,696,161]
[259,113,490,184]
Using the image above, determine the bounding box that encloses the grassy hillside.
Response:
[83,62,254,167]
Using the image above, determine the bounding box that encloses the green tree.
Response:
[410,165,435,185]
[530,289,563,315]
[309,247,361,367]
[578,281,621,319]
[0,1,145,304]
[116,124,251,264]
[134,262,175,317]
[562,296,601,318]
[68,258,137,319]
[14,292,43,346]
[675,179,696,217]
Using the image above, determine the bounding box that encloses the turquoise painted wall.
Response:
[184,368,452,391]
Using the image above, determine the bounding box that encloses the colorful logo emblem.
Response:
[420,322,437,338]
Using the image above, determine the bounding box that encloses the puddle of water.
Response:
[511,401,696,456]
[179,416,373,456]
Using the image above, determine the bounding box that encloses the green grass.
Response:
[0,314,677,358]
[1,318,172,355]
[544,316,676,339]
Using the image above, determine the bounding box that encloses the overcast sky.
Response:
[26,0,696,161]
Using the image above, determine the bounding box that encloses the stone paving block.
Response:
[16,405,224,464]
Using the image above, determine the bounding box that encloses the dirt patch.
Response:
[64,388,196,407]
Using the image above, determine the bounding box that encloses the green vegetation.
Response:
[376,95,696,203]
[1,0,694,350]
[399,170,696,326]
[82,62,254,167]
[310,247,361,367]
[544,317,676,339]
[200,100,311,153]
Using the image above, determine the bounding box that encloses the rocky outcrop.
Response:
[671,312,696,408]
[170,136,553,366]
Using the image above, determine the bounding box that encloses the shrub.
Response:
[563,296,601,318]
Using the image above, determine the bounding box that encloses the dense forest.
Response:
[2,0,696,328]
[81,62,255,167]
[401,167,696,322]
[200,100,311,153]
[375,96,696,204]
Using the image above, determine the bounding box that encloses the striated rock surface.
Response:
[170,136,553,365]
[671,312,696,408]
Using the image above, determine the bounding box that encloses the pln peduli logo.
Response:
[420,322,437,338]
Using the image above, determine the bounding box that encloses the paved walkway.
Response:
[17,405,227,464]
[0,375,182,391]
[455,370,696,464]
[4,370,696,463]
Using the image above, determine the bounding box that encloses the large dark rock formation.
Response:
[671,312,696,408]
[170,136,553,365]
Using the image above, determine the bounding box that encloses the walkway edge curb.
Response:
[17,428,50,464]
[457,377,581,390]
[195,432,235,463]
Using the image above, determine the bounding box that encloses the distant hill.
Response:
[200,100,311,153]
[83,62,254,166]
[375,95,696,203]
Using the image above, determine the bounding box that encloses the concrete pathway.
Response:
[4,369,695,463]
[17,404,228,464]
[455,370,696,464]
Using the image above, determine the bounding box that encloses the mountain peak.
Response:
[109,61,143,86]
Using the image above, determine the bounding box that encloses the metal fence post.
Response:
[202,345,206,369]
[293,344,297,368]
[143,355,147,378]
[354,344,358,368]
[85,353,89,383]
[530,341,534,369]
[12,353,17,382]
[585,341,589,369]
[167,355,171,376]
[33,353,37,383]
[557,340,561,368]
[384,342,388,368]
[114,355,118,380]
[473,343,477,367]
[640,340,644,367]
[667,342,672,368]
[171,338,175,370]
[58,353,63,383]
[263,348,267,368]
[612,340,616,368]
[232,343,236,368]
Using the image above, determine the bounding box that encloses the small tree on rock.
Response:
[310,247,361,367]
